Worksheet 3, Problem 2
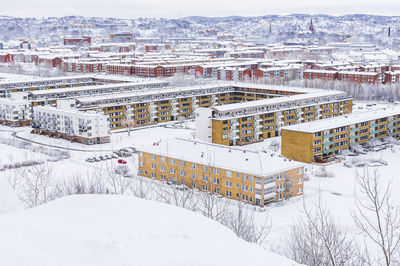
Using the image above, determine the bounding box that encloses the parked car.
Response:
[118,159,127,164]
[94,157,101,162]
[86,158,95,163]
[124,147,137,153]
[115,165,129,175]
[122,173,133,178]
[111,154,118,159]
[114,151,132,157]
[105,155,112,160]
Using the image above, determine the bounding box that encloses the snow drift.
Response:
[0,195,299,266]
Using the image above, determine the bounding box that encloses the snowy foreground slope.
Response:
[0,177,20,214]
[0,195,299,266]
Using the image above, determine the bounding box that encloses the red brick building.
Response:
[384,71,400,84]
[63,36,91,46]
[105,64,134,75]
[303,69,338,80]
[0,53,14,63]
[337,71,380,84]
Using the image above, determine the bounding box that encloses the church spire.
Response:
[309,18,315,34]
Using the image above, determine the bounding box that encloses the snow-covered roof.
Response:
[212,90,346,113]
[28,80,168,96]
[303,69,338,74]
[262,66,302,71]
[282,107,400,133]
[34,105,103,118]
[338,71,379,76]
[0,75,94,86]
[139,138,304,176]
[75,83,233,104]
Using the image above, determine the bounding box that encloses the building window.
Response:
[151,172,156,178]
[151,164,156,170]
[170,159,175,165]
[202,165,208,172]
[180,161,186,167]
[213,168,219,174]
[298,177,302,184]
[160,166,166,172]
[226,170,232,177]
[313,132,321,137]
[202,175,208,182]
[298,168,303,174]
[191,173,197,180]
[297,187,303,194]
[264,176,275,184]
[161,157,166,162]
[226,181,232,187]
[151,155,156,160]
[170,168,176,174]
[191,163,196,170]
[180,170,185,177]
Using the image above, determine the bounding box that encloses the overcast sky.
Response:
[2,0,400,18]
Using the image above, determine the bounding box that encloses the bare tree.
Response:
[153,180,198,211]
[106,162,132,195]
[352,168,400,266]
[18,161,54,207]
[122,117,135,136]
[129,175,155,199]
[222,201,271,245]
[50,173,110,198]
[198,191,230,222]
[286,197,355,266]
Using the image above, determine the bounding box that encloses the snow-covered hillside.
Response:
[0,177,20,214]
[0,195,299,266]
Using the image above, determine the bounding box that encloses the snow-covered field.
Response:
[1,101,400,263]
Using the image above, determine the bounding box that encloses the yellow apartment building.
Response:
[196,90,353,146]
[281,107,400,163]
[137,138,305,207]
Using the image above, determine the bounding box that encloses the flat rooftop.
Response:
[281,107,400,133]
[138,138,304,176]
[212,90,347,113]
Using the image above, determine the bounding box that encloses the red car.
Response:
[118,159,127,164]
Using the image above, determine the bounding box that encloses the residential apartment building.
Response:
[76,83,309,130]
[0,93,31,126]
[303,69,338,80]
[138,138,305,207]
[32,99,110,145]
[281,108,400,163]
[196,91,353,146]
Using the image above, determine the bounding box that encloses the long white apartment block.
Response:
[32,99,110,145]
